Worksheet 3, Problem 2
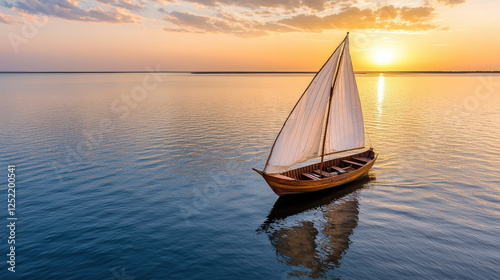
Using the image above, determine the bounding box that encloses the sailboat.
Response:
[253,33,377,196]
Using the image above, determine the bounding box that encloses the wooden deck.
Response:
[254,149,377,196]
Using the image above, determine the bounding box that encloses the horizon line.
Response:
[1,71,499,74]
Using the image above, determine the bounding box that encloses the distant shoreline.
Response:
[0,71,499,74]
[192,71,500,74]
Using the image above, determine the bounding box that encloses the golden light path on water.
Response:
[377,74,385,116]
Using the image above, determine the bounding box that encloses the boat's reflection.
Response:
[258,175,375,279]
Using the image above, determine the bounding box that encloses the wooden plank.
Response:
[342,160,364,167]
[313,170,336,177]
[344,166,356,172]
[352,156,371,163]
[302,173,320,180]
[271,174,296,180]
[330,166,347,174]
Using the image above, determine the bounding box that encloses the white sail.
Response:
[324,38,365,154]
[264,45,342,173]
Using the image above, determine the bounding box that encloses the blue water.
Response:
[0,73,499,279]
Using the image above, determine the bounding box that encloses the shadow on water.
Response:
[258,175,376,279]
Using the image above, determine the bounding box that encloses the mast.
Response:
[319,32,349,176]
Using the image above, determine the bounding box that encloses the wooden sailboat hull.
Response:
[254,149,376,196]
[254,34,377,197]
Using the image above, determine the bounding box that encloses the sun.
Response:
[373,48,394,65]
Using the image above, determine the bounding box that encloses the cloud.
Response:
[279,5,436,31]
[278,14,326,32]
[166,11,213,30]
[163,4,441,37]
[182,0,330,11]
[279,6,439,31]
[0,12,18,24]
[436,0,466,6]
[95,0,146,11]
[151,0,177,4]
[95,0,179,11]
[399,6,434,21]
[0,0,467,34]
[163,10,296,36]
[2,0,140,23]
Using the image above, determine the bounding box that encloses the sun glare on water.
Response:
[373,48,395,65]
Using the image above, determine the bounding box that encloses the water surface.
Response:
[0,73,499,279]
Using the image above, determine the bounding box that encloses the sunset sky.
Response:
[0,0,499,71]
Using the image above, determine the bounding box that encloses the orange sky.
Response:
[0,0,499,71]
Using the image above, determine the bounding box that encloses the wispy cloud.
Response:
[436,0,466,6]
[2,0,141,23]
[163,4,443,36]
[164,10,296,37]
[151,0,177,4]
[95,0,146,11]
[182,0,334,11]
[0,0,468,34]
[0,12,18,24]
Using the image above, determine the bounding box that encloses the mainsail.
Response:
[264,34,365,174]
[324,37,365,154]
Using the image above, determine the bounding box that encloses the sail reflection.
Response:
[258,176,375,279]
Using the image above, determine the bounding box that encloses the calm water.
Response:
[0,73,499,279]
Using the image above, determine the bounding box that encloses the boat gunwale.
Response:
[260,160,376,196]
[258,150,376,190]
